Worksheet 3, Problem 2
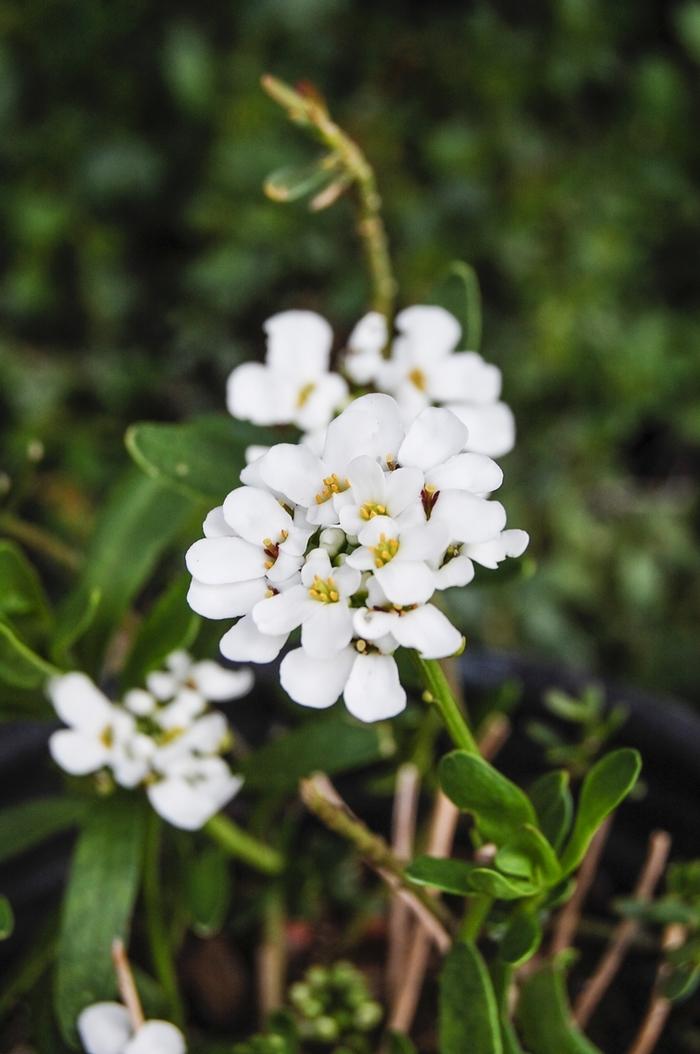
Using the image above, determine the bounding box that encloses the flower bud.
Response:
[318,527,344,557]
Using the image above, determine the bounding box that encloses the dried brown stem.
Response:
[575,830,671,1027]
[386,764,421,1000]
[550,815,613,956]
[111,938,144,1031]
[626,923,686,1054]
[256,892,286,1022]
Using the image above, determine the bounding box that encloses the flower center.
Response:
[421,484,440,518]
[371,533,400,568]
[359,501,387,521]
[315,474,349,505]
[308,575,340,604]
[262,529,289,569]
[296,381,316,408]
[408,367,427,391]
[99,726,114,748]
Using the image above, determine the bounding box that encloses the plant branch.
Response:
[205,813,284,875]
[0,511,81,571]
[111,938,145,1031]
[575,830,671,1027]
[300,773,452,951]
[412,654,479,755]
[261,74,397,318]
[386,763,421,1001]
[626,923,686,1054]
[550,815,613,956]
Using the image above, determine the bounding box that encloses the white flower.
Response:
[77,1001,185,1054]
[147,755,242,832]
[145,650,253,703]
[226,310,348,431]
[47,673,138,780]
[252,548,361,658]
[280,641,406,723]
[344,311,388,384]
[346,514,448,606]
[353,601,463,660]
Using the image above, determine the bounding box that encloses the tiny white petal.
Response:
[256,444,325,507]
[428,352,501,404]
[190,660,254,700]
[219,615,287,664]
[296,372,348,432]
[187,577,267,619]
[226,362,283,425]
[264,310,333,377]
[432,492,507,544]
[223,487,292,547]
[301,604,354,658]
[389,604,464,659]
[433,554,475,589]
[323,394,404,476]
[375,560,436,605]
[125,1020,186,1054]
[343,653,406,722]
[203,506,233,538]
[78,1002,133,1054]
[348,311,388,356]
[47,672,113,731]
[185,537,265,586]
[145,671,178,701]
[123,689,156,716]
[49,730,109,776]
[426,452,503,495]
[447,401,516,458]
[398,407,468,471]
[280,646,355,709]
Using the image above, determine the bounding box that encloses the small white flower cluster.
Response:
[226,306,514,458]
[186,393,527,723]
[48,652,253,830]
[78,1001,185,1054]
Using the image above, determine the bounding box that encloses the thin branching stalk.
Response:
[0,511,81,571]
[111,938,145,1031]
[550,815,613,956]
[143,812,183,1025]
[205,813,284,875]
[386,763,421,1000]
[261,74,397,318]
[626,923,686,1054]
[575,830,671,1027]
[257,888,287,1022]
[412,654,479,755]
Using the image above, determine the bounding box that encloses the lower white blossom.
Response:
[280,642,406,723]
[78,1002,185,1054]
[47,653,251,830]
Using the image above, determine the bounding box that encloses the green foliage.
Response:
[241,714,394,792]
[122,575,199,688]
[559,748,642,874]
[528,771,573,852]
[55,795,146,1042]
[439,941,503,1054]
[499,910,542,967]
[0,540,51,639]
[527,686,628,778]
[517,962,603,1054]
[439,751,536,845]
[0,797,88,864]
[184,845,231,938]
[0,896,14,940]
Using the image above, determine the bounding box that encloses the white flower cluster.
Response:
[48,652,252,830]
[78,1001,185,1054]
[186,393,527,723]
[226,306,515,458]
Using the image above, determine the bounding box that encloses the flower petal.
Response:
[352,607,396,641]
[78,1002,133,1054]
[385,466,425,515]
[47,672,113,731]
[395,305,460,360]
[187,577,267,619]
[398,407,468,471]
[185,537,265,585]
[301,603,354,658]
[222,487,293,547]
[446,401,516,458]
[375,560,436,605]
[297,372,348,432]
[256,444,324,507]
[433,554,475,589]
[219,615,287,664]
[427,452,503,495]
[125,1021,186,1054]
[264,310,333,377]
[398,520,450,563]
[203,506,233,538]
[346,454,386,505]
[348,311,388,356]
[343,653,406,721]
[432,492,506,544]
[465,528,529,569]
[226,362,286,425]
[49,730,110,775]
[280,646,355,709]
[191,660,254,700]
[389,604,463,659]
[252,585,312,636]
[428,352,501,404]
[323,394,404,476]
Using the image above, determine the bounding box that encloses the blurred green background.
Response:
[1,0,699,699]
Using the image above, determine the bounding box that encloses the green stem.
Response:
[204,813,284,875]
[143,812,183,1025]
[261,74,397,319]
[459,894,493,942]
[412,655,480,755]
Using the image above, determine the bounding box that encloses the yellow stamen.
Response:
[308,574,340,604]
[408,367,427,391]
[296,381,316,407]
[359,501,387,521]
[315,473,349,505]
[99,726,114,748]
[355,639,367,653]
[371,533,400,568]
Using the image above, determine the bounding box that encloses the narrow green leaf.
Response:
[517,963,603,1053]
[0,620,58,689]
[467,868,539,901]
[560,749,642,875]
[241,715,393,791]
[264,156,339,203]
[496,826,561,888]
[439,751,537,845]
[71,469,194,670]
[0,540,51,636]
[0,797,88,864]
[122,575,199,688]
[55,796,146,1042]
[430,260,483,350]
[386,1033,419,1053]
[500,910,542,967]
[0,896,14,939]
[490,962,527,1054]
[185,845,231,938]
[51,586,101,665]
[126,415,283,503]
[529,771,573,853]
[406,856,478,895]
[439,941,503,1054]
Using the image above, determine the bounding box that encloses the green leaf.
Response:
[241,714,393,791]
[517,963,603,1053]
[55,795,146,1042]
[126,415,284,503]
[467,868,539,901]
[490,962,527,1054]
[496,826,561,888]
[0,540,51,637]
[500,910,542,967]
[0,797,88,864]
[185,846,231,938]
[529,771,573,853]
[122,575,199,688]
[0,620,58,689]
[663,963,700,1003]
[439,751,537,845]
[71,469,194,670]
[439,941,503,1054]
[386,1033,419,1053]
[430,260,483,350]
[50,586,101,665]
[264,155,340,203]
[0,896,14,940]
[559,749,642,875]
[406,855,478,895]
